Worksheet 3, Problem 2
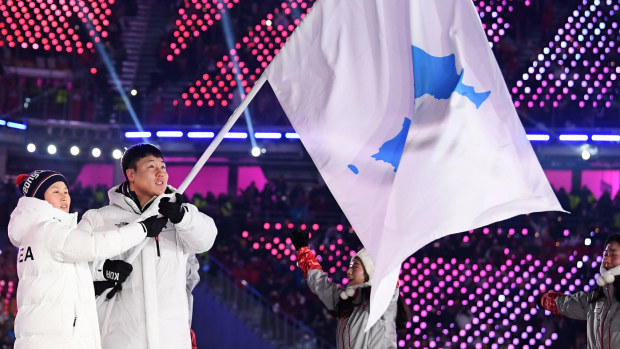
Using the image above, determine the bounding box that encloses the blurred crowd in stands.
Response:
[1,174,620,347]
[1,0,617,129]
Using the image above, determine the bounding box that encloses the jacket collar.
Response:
[17,197,76,224]
[9,197,78,246]
[109,182,175,214]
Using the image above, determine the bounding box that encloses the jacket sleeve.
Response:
[174,204,218,254]
[44,216,147,263]
[297,246,343,311]
[553,291,592,320]
[78,209,106,281]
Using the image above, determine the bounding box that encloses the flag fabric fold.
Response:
[264,0,564,330]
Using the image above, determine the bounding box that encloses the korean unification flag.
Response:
[264,0,564,329]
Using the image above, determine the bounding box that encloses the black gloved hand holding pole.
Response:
[101,259,134,300]
[140,215,168,238]
[291,230,309,250]
[158,193,186,224]
[103,259,133,283]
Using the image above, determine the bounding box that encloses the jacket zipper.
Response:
[155,237,161,257]
[601,285,612,349]
[608,288,614,349]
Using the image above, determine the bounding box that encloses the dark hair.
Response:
[330,288,411,331]
[395,294,411,331]
[121,143,164,180]
[605,234,620,248]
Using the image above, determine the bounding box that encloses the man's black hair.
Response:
[121,143,164,180]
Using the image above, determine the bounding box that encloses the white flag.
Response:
[264,0,564,330]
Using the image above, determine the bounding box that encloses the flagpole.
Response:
[97,74,267,336]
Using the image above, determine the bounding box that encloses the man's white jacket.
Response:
[8,197,148,349]
[78,185,217,349]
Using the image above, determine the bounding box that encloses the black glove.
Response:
[106,283,123,299]
[140,215,168,238]
[93,280,125,299]
[93,280,115,296]
[291,230,309,250]
[103,259,133,283]
[158,193,186,224]
[534,293,544,310]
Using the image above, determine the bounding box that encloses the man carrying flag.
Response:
[263,0,564,331]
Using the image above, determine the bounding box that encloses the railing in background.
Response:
[201,255,334,349]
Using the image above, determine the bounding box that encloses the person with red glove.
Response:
[290,230,410,349]
[537,234,620,349]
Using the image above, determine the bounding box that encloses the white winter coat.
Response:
[8,196,148,349]
[78,185,217,349]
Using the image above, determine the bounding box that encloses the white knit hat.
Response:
[340,248,375,300]
[352,249,374,282]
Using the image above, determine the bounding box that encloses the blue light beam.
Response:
[79,4,147,143]
[219,4,259,153]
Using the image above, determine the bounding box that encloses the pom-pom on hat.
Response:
[16,170,68,200]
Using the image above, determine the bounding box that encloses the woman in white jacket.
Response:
[8,170,166,349]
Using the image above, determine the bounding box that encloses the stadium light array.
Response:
[166,0,240,62]
[511,0,618,110]
[176,0,311,108]
[0,0,113,54]
[172,0,617,114]
[473,0,532,44]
